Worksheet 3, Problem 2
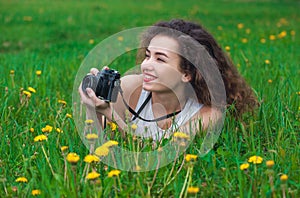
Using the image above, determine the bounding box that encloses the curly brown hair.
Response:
[137,19,258,118]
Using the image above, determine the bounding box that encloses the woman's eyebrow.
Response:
[146,48,169,58]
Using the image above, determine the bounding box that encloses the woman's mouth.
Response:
[143,74,157,83]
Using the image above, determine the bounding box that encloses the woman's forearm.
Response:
[96,107,127,138]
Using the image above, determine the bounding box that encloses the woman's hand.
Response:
[78,67,110,114]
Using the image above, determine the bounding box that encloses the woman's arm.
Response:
[79,68,143,136]
[181,106,223,136]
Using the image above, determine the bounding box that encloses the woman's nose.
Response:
[141,59,155,71]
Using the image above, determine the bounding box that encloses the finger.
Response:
[102,66,109,70]
[78,82,84,94]
[86,88,101,106]
[90,68,100,75]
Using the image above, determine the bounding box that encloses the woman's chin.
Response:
[142,84,152,91]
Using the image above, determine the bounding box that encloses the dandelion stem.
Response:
[165,146,180,183]
[179,166,191,198]
[2,180,8,196]
[71,165,78,198]
[149,154,161,190]
[183,165,193,198]
[113,178,119,198]
[117,175,123,191]
[158,156,185,195]
[41,145,55,176]
[281,184,287,198]
[10,75,15,88]
[64,157,68,184]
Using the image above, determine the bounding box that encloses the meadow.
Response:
[0,0,299,197]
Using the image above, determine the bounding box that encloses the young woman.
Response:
[79,19,258,141]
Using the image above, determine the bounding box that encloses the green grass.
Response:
[0,0,299,197]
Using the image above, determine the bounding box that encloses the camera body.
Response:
[82,68,121,102]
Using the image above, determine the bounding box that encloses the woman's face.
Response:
[141,35,186,93]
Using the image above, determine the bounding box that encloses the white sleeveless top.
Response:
[131,90,203,141]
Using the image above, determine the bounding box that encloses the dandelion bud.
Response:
[266,160,275,168]
[280,174,288,182]
[36,70,42,76]
[66,152,80,164]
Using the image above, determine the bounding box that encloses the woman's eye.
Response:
[157,58,165,62]
[145,54,150,58]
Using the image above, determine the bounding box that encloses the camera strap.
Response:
[119,88,181,122]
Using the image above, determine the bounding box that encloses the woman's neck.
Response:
[151,91,187,114]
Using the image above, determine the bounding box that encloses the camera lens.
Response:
[81,75,98,94]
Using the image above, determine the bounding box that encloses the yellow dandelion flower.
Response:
[266,160,275,168]
[56,128,63,133]
[269,35,276,40]
[95,146,109,157]
[102,140,118,148]
[237,23,244,29]
[117,36,124,41]
[185,154,198,162]
[131,124,137,130]
[10,70,15,75]
[248,155,263,164]
[179,142,186,147]
[280,174,288,181]
[108,169,121,177]
[31,189,41,196]
[85,133,98,140]
[34,134,47,142]
[265,60,270,64]
[135,165,141,171]
[157,147,163,152]
[23,16,32,22]
[23,90,31,97]
[66,113,72,118]
[85,119,94,125]
[239,163,250,170]
[84,154,100,163]
[86,171,100,180]
[268,79,273,83]
[107,122,117,131]
[60,146,68,152]
[290,30,295,36]
[242,38,248,43]
[225,46,230,51]
[58,99,67,105]
[42,125,53,133]
[260,38,266,43]
[89,39,95,44]
[15,177,28,183]
[36,70,42,76]
[27,87,36,93]
[29,128,34,133]
[187,186,200,194]
[132,135,137,141]
[66,152,80,164]
[277,31,287,39]
[246,28,251,34]
[173,132,189,139]
[217,26,223,30]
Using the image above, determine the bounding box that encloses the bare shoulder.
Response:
[119,74,143,109]
[200,106,221,115]
[120,74,143,90]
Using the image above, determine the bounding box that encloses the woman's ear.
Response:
[181,73,191,82]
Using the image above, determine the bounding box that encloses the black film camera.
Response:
[81,68,121,102]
